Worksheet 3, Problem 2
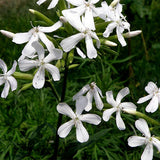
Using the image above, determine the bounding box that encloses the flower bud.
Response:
[123,30,142,38]
[0,30,15,38]
[29,9,54,25]
[110,0,119,7]
[105,40,117,47]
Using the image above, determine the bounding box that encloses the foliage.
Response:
[0,0,160,159]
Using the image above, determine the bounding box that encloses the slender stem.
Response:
[52,54,69,160]
[124,110,160,126]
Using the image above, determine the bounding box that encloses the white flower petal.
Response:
[37,0,46,5]
[116,87,130,104]
[90,0,100,4]
[1,81,10,98]
[76,96,88,115]
[44,49,63,63]
[116,26,127,47]
[32,41,45,60]
[62,10,85,32]
[38,32,55,53]
[152,137,160,152]
[141,143,153,160]
[58,120,74,138]
[45,64,60,81]
[73,84,90,101]
[93,89,104,110]
[128,136,146,147]
[0,77,5,86]
[102,108,116,122]
[145,82,158,94]
[106,91,117,107]
[76,47,86,59]
[7,76,17,91]
[60,33,85,52]
[66,0,84,6]
[120,102,137,111]
[12,32,32,44]
[116,110,126,130]
[85,35,97,59]
[7,60,17,75]
[103,22,117,38]
[90,31,100,48]
[57,103,76,119]
[48,0,59,9]
[137,95,153,104]
[0,59,7,73]
[76,120,89,143]
[39,21,62,33]
[85,90,93,112]
[84,7,95,30]
[33,66,45,89]
[18,59,38,72]
[135,119,151,138]
[145,96,159,113]
[80,114,101,125]
[22,35,38,57]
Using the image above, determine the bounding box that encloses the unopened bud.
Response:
[0,30,15,38]
[60,16,67,23]
[105,40,117,47]
[124,30,142,38]
[110,0,119,7]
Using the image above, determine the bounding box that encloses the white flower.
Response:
[18,41,63,89]
[57,96,101,143]
[73,82,103,111]
[137,82,160,113]
[0,59,17,98]
[101,1,130,46]
[103,87,137,130]
[37,0,59,9]
[12,21,62,58]
[128,118,160,160]
[60,12,100,59]
[66,0,101,30]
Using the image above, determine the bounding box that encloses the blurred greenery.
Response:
[0,0,160,159]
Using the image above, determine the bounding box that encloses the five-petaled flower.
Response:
[65,0,101,30]
[128,118,160,160]
[57,96,101,143]
[100,1,130,46]
[103,87,137,130]
[11,21,62,59]
[18,41,62,89]
[0,59,17,98]
[60,11,100,59]
[73,82,103,111]
[137,81,160,113]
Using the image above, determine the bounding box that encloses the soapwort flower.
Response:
[73,82,103,111]
[103,87,137,130]
[18,41,62,89]
[100,1,130,46]
[137,82,160,113]
[57,96,101,143]
[37,0,59,9]
[11,21,62,58]
[128,118,160,160]
[60,12,100,59]
[66,0,101,30]
[0,59,17,98]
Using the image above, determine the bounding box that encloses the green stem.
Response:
[52,53,69,160]
[124,110,160,126]
[47,79,61,102]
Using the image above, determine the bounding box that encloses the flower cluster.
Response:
[0,0,159,159]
